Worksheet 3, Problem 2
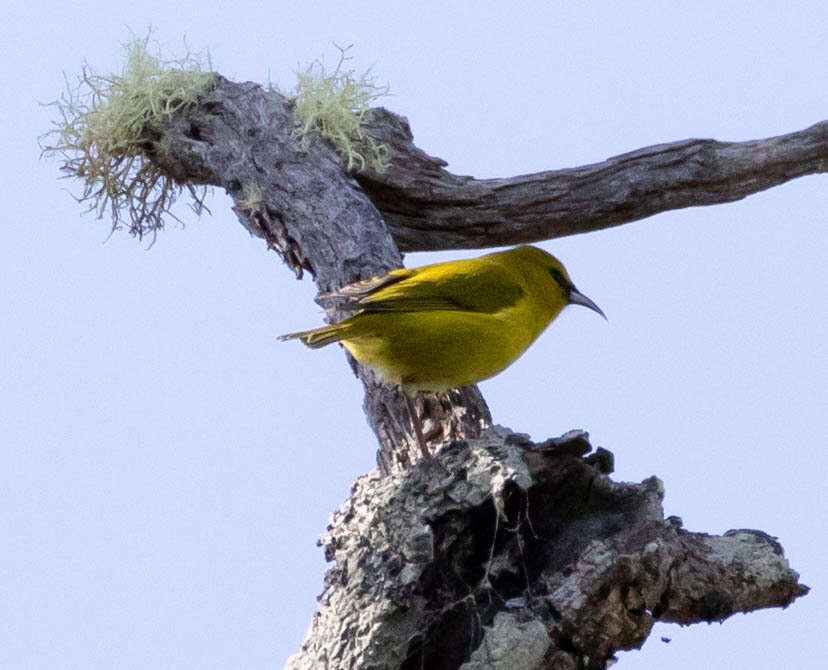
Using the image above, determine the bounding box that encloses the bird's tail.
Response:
[278,321,351,349]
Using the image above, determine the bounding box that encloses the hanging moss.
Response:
[42,34,214,242]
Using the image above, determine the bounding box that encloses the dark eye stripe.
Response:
[548,267,568,289]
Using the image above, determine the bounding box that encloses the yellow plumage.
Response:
[280,245,604,393]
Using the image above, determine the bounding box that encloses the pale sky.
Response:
[4,1,827,668]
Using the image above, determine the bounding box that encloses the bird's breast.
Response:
[339,307,542,392]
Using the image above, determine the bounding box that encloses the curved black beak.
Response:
[569,286,607,320]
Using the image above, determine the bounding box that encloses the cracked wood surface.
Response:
[357,110,828,251]
[286,429,807,670]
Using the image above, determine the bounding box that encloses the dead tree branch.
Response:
[145,74,826,471]
[286,430,807,670]
[358,111,828,251]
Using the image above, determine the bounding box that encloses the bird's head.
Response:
[522,246,606,320]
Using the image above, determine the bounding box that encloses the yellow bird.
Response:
[280,245,605,394]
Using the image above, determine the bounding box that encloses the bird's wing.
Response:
[357,258,526,314]
[319,268,412,301]
[317,268,414,312]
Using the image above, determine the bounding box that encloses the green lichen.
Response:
[290,46,390,173]
[41,34,214,242]
[236,181,264,213]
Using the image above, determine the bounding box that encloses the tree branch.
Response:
[357,111,828,252]
[286,429,807,670]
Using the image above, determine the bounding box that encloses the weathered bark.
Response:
[128,74,817,667]
[286,429,807,669]
[357,110,828,252]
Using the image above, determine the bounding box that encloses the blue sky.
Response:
[3,1,827,668]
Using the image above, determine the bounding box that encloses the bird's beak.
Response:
[569,286,607,320]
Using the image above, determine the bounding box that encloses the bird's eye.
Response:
[548,267,568,288]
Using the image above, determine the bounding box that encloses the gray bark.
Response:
[357,110,828,252]
[130,75,817,668]
[285,429,806,670]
